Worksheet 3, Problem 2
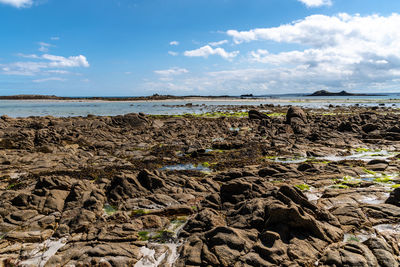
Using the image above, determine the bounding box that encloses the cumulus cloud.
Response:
[0,0,33,8]
[42,54,90,68]
[184,45,239,60]
[170,41,179,46]
[1,54,89,76]
[210,13,400,93]
[297,0,332,7]
[143,13,400,95]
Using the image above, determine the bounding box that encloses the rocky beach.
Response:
[1,103,400,266]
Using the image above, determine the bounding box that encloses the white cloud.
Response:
[297,0,332,7]
[154,67,188,76]
[154,67,189,82]
[184,45,239,60]
[223,13,400,91]
[170,41,179,46]
[42,54,90,68]
[0,0,33,8]
[1,54,89,76]
[143,13,400,95]
[33,77,66,83]
[208,40,228,47]
[16,53,40,59]
[51,37,60,41]
[38,42,52,52]
[168,51,179,56]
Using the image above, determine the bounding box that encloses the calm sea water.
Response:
[1,94,400,117]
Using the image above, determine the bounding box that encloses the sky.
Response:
[1,0,400,96]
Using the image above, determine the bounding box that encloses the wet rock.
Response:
[107,174,143,202]
[297,163,316,172]
[161,204,194,216]
[330,204,368,227]
[286,106,307,124]
[43,189,70,212]
[35,176,71,191]
[140,215,165,229]
[363,123,379,133]
[220,178,253,204]
[258,167,279,177]
[183,208,225,233]
[9,209,38,222]
[248,110,270,120]
[11,193,30,207]
[367,159,389,171]
[111,113,148,127]
[385,187,400,207]
[364,237,399,267]
[177,235,203,266]
[136,169,166,191]
[338,121,354,132]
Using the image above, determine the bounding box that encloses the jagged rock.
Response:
[385,187,400,207]
[364,237,399,267]
[2,108,400,266]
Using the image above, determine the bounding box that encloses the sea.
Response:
[1,93,400,118]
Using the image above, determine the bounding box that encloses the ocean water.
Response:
[0,94,400,117]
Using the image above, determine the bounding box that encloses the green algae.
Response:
[131,209,151,216]
[331,184,350,189]
[201,162,210,168]
[138,231,150,241]
[355,148,371,153]
[347,235,360,242]
[374,177,393,183]
[103,204,117,216]
[6,182,22,190]
[362,168,377,175]
[266,113,285,117]
[295,184,310,191]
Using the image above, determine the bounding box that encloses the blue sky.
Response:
[1,0,400,96]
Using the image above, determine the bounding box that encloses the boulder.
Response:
[385,187,400,207]
[286,106,307,124]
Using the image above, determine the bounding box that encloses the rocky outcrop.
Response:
[1,108,400,266]
[176,182,343,266]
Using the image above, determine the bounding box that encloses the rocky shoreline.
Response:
[1,105,400,266]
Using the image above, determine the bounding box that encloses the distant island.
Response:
[307,90,385,97]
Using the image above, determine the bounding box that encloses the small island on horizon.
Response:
[307,90,386,97]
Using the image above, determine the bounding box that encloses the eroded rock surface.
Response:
[1,106,400,266]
